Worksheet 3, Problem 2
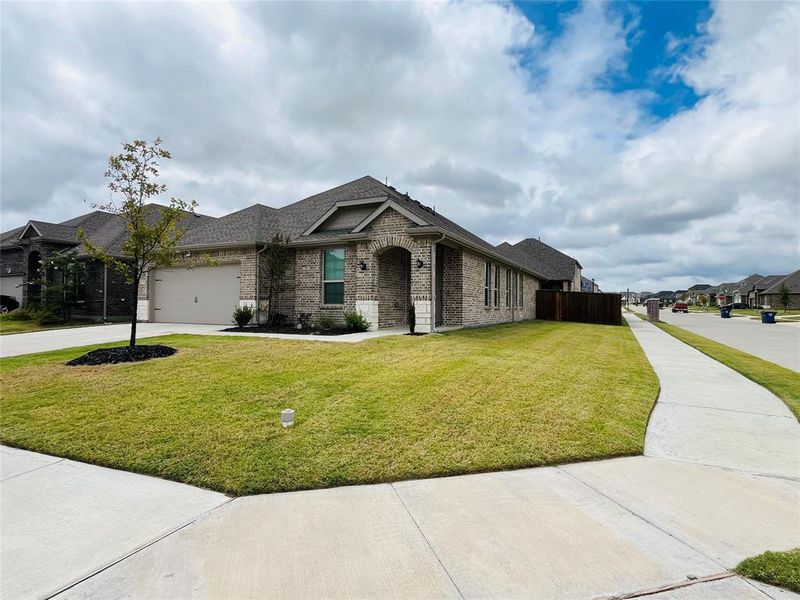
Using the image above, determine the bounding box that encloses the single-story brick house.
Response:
[1,176,589,332]
[495,237,582,291]
[758,269,800,310]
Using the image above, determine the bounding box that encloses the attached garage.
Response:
[0,275,23,305]
[152,264,241,324]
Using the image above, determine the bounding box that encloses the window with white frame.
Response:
[494,264,500,307]
[323,247,345,305]
[506,268,511,307]
[484,261,491,307]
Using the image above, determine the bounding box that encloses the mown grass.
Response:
[0,315,102,335]
[651,320,800,420]
[0,321,659,496]
[736,548,800,593]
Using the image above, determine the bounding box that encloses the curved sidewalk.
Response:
[625,313,800,480]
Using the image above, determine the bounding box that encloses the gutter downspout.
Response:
[255,242,268,325]
[430,232,446,331]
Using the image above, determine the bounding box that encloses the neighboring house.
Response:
[759,269,800,309]
[495,238,582,291]
[1,176,547,332]
[0,207,212,320]
[687,283,712,305]
[675,289,689,301]
[580,276,600,293]
[748,275,786,307]
[655,291,676,305]
[732,273,764,305]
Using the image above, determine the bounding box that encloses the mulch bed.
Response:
[67,345,177,366]
[222,326,357,336]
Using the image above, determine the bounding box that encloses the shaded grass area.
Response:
[650,320,800,420]
[735,548,800,593]
[0,316,102,335]
[0,321,658,495]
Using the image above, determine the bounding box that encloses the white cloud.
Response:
[1,0,797,291]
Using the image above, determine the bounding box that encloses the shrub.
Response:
[297,312,312,330]
[39,311,67,326]
[344,311,371,333]
[317,314,335,331]
[5,305,44,322]
[407,303,416,334]
[232,305,254,328]
[270,312,288,327]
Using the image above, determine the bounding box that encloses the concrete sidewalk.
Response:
[0,322,405,358]
[624,312,800,479]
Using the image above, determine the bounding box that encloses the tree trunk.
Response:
[130,278,139,347]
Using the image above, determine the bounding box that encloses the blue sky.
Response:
[515,0,710,119]
[1,1,797,292]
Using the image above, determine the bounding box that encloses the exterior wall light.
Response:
[184,252,192,259]
[416,259,424,269]
[281,408,295,428]
[358,260,367,271]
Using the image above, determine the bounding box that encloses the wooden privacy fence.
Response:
[535,290,622,325]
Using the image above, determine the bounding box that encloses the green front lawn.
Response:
[652,321,800,420]
[736,548,800,593]
[0,321,659,495]
[0,315,102,335]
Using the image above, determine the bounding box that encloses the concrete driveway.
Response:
[0,322,405,358]
[638,305,800,371]
[2,315,798,599]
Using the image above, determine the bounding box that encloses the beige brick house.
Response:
[135,176,545,332]
[2,176,569,332]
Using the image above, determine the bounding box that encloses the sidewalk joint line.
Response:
[44,497,235,599]
[390,483,466,599]
[656,400,794,419]
[558,466,728,573]
[594,572,736,599]
[0,457,66,482]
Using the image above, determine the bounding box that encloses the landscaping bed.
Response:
[67,345,177,366]
[222,325,357,336]
[0,320,659,496]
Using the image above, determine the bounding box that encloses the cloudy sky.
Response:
[1,1,798,292]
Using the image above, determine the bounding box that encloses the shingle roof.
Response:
[494,238,580,282]
[753,274,787,291]
[763,269,800,295]
[0,204,214,257]
[688,284,712,291]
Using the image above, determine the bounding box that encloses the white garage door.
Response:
[0,276,23,304]
[153,264,241,324]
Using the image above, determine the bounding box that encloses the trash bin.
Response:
[720,306,732,319]
[761,310,777,324]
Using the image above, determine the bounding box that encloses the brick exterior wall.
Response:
[0,248,24,275]
[460,248,536,327]
[440,244,463,327]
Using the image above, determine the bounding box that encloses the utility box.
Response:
[646,298,660,322]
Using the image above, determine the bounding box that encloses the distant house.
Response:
[732,274,764,305]
[748,275,786,307]
[687,283,712,305]
[759,270,800,309]
[655,290,677,305]
[580,276,599,293]
[496,238,582,291]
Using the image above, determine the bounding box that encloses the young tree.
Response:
[80,138,196,347]
[261,234,290,326]
[698,293,708,311]
[778,283,792,313]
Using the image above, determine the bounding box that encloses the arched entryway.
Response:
[376,246,411,328]
[26,250,42,304]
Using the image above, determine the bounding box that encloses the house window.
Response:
[506,269,511,307]
[323,247,345,305]
[493,265,500,307]
[519,274,524,307]
[484,261,491,307]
